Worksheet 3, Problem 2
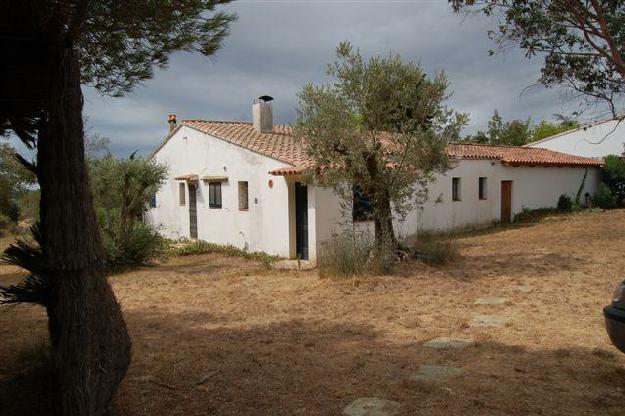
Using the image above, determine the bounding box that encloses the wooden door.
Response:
[188,183,198,239]
[295,182,309,260]
[500,180,512,223]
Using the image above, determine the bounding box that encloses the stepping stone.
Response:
[423,337,474,350]
[410,365,464,383]
[343,397,401,416]
[471,315,506,327]
[517,285,533,293]
[474,297,508,305]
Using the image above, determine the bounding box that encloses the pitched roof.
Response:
[183,120,309,166]
[446,143,603,167]
[165,120,602,174]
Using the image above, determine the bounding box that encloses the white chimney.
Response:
[253,95,273,133]
[168,113,177,132]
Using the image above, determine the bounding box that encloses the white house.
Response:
[526,116,625,158]
[146,97,603,263]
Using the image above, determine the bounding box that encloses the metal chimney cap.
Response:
[258,95,273,102]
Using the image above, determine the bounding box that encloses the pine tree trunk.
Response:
[37,42,131,416]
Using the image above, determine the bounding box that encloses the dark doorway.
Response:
[501,180,512,223]
[188,183,198,239]
[295,182,309,260]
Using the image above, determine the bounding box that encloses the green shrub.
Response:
[514,207,560,223]
[89,155,169,271]
[17,190,40,222]
[557,194,574,212]
[593,183,617,209]
[318,234,373,278]
[169,239,279,267]
[412,234,459,265]
[602,155,625,206]
[98,208,166,270]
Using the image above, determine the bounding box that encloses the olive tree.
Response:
[295,42,467,246]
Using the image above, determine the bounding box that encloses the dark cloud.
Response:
[75,2,595,156]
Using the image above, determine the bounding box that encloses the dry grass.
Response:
[2,210,625,415]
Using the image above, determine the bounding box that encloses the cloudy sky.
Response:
[80,0,593,157]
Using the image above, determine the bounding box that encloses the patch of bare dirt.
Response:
[1,209,625,415]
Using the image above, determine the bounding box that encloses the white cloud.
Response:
[82,2,597,156]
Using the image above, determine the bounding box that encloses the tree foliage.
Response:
[467,110,532,145]
[89,154,168,269]
[295,42,467,245]
[532,118,580,141]
[465,110,580,145]
[81,0,236,96]
[0,141,36,222]
[601,154,625,205]
[450,0,625,115]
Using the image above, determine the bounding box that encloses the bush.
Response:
[169,239,279,267]
[514,207,560,223]
[97,208,166,270]
[318,233,373,278]
[412,234,459,265]
[17,190,40,222]
[593,183,617,209]
[557,194,574,212]
[89,155,169,271]
[602,155,625,206]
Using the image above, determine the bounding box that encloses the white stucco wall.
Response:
[356,159,601,238]
[146,126,601,260]
[309,186,348,262]
[145,125,294,257]
[527,119,625,158]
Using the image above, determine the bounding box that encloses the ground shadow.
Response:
[2,308,624,416]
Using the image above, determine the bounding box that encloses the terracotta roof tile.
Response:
[183,120,309,167]
[446,143,603,167]
[181,120,603,173]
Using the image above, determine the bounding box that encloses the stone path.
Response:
[474,297,508,305]
[271,259,315,270]
[410,365,465,383]
[345,293,515,413]
[423,337,474,350]
[343,398,401,416]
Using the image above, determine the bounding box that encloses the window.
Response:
[238,181,249,210]
[208,182,222,208]
[353,185,374,221]
[479,177,488,200]
[149,193,157,208]
[179,183,186,206]
[452,177,461,201]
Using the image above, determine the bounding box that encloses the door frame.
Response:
[500,180,513,223]
[188,182,198,239]
[295,182,309,260]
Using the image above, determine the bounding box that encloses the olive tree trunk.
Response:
[37,42,131,416]
[373,192,397,248]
